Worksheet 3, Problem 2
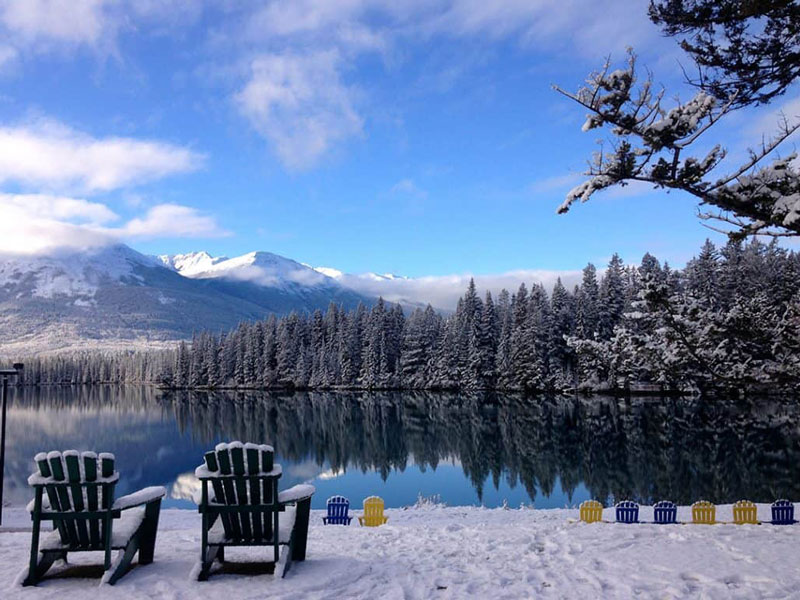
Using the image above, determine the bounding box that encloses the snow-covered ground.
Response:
[1,503,798,599]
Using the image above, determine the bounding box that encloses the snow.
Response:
[157,251,227,276]
[1,503,798,598]
[194,464,283,479]
[276,484,315,504]
[0,245,150,300]
[163,250,334,289]
[112,487,166,511]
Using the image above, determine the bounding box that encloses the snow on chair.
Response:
[323,495,352,525]
[22,450,165,586]
[615,500,639,524]
[358,496,388,527]
[194,442,315,580]
[691,500,716,525]
[771,499,796,525]
[653,500,677,524]
[732,500,759,525]
[579,499,603,523]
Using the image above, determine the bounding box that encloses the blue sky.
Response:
[0,1,795,280]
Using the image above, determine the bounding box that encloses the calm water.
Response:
[3,387,799,510]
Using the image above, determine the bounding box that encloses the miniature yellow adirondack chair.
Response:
[358,496,388,527]
[579,500,603,523]
[692,500,716,524]
[733,500,759,524]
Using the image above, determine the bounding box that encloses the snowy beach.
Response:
[1,503,798,599]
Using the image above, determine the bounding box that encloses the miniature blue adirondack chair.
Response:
[323,495,352,525]
[23,450,165,586]
[615,500,639,524]
[771,499,796,525]
[194,442,315,581]
[653,500,677,524]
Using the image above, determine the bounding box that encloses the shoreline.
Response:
[1,503,798,598]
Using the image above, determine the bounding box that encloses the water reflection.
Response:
[5,386,800,508]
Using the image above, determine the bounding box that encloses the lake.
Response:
[3,386,799,510]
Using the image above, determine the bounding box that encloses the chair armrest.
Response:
[113,486,166,511]
[27,497,52,513]
[278,484,315,505]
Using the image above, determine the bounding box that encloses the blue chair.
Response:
[615,500,639,523]
[653,500,677,524]
[771,499,796,525]
[323,495,352,525]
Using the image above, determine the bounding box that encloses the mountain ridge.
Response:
[0,244,373,354]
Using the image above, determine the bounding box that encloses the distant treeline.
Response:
[11,238,800,393]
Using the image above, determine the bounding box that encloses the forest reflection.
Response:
[9,386,800,506]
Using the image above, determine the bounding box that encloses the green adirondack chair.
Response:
[193,442,315,581]
[22,450,165,586]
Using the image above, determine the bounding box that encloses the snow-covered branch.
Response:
[555,49,800,238]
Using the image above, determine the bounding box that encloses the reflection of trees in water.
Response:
[11,387,800,504]
[161,390,800,504]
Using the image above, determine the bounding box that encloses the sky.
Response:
[0,0,797,285]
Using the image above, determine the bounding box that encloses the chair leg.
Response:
[22,551,64,587]
[292,498,311,562]
[196,545,222,582]
[137,499,162,565]
[104,541,138,586]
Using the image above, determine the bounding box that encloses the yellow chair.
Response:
[692,500,716,524]
[358,496,389,527]
[733,500,759,524]
[579,500,603,523]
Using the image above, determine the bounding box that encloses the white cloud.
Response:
[0,194,228,255]
[235,51,363,170]
[0,0,205,55]
[0,119,204,192]
[122,204,230,239]
[323,268,583,309]
[0,0,111,46]
[0,192,118,223]
[749,94,800,138]
[390,178,428,198]
[529,172,583,195]
[225,1,666,170]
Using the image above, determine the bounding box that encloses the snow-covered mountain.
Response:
[309,265,408,283]
[0,245,371,353]
[157,251,227,276]
[163,251,334,289]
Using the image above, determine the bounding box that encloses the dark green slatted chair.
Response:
[194,442,315,581]
[23,450,165,586]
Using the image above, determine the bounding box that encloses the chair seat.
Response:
[208,506,296,545]
[40,507,146,552]
[323,515,351,524]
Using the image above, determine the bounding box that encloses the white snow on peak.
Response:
[311,266,344,279]
[312,266,407,282]
[0,244,153,300]
[157,251,227,276]
[164,250,335,289]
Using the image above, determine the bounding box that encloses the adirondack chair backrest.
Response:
[28,450,119,549]
[579,500,603,523]
[691,500,716,524]
[771,499,795,525]
[197,442,278,542]
[361,496,386,526]
[653,500,677,524]
[326,495,350,522]
[732,500,758,524]
[615,500,639,524]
